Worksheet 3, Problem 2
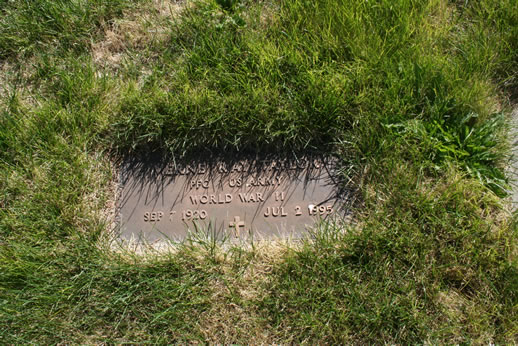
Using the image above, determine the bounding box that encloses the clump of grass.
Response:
[0,0,517,343]
[260,164,516,343]
[107,0,513,193]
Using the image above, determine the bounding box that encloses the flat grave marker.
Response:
[117,156,348,242]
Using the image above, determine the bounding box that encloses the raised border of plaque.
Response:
[116,155,350,242]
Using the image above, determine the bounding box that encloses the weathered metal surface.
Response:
[117,156,347,242]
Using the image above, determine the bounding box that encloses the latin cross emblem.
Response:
[229,216,245,236]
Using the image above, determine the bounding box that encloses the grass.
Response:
[1,0,517,343]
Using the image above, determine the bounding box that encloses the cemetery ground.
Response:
[0,0,517,343]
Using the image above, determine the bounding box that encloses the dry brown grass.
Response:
[0,57,41,109]
[196,241,292,343]
[436,289,498,344]
[92,0,187,69]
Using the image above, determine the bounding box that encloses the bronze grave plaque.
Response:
[117,156,346,242]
